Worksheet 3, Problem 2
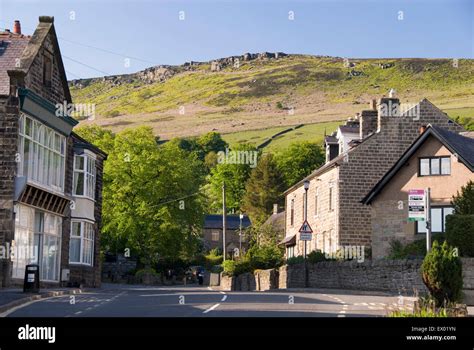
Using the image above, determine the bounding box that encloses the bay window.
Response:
[69,221,94,266]
[18,114,66,192]
[73,154,96,199]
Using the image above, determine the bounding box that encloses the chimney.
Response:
[369,99,377,111]
[359,109,378,140]
[273,204,278,215]
[13,20,21,35]
[377,91,400,132]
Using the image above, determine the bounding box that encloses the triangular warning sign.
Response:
[298,220,313,234]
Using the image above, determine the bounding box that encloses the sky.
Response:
[1,0,472,79]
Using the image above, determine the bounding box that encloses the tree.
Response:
[74,124,115,154]
[206,144,259,213]
[78,126,206,266]
[421,241,463,306]
[275,141,325,187]
[175,132,228,162]
[452,180,474,215]
[242,153,286,226]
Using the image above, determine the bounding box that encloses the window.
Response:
[314,188,319,216]
[73,154,96,199]
[12,205,62,281]
[211,230,220,242]
[69,221,94,266]
[18,114,66,192]
[417,207,454,234]
[329,187,334,211]
[43,52,52,87]
[290,199,295,226]
[287,246,295,259]
[419,157,451,176]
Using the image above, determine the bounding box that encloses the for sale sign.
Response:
[408,189,425,222]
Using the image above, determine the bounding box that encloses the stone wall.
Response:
[281,258,474,298]
[219,269,278,291]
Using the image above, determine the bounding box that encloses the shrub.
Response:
[388,235,445,259]
[287,255,305,265]
[204,249,223,269]
[452,180,474,215]
[421,241,463,307]
[307,250,327,263]
[234,258,253,275]
[222,260,236,276]
[247,245,284,270]
[135,267,159,278]
[446,214,474,257]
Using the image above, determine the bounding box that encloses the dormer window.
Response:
[73,153,96,199]
[43,52,52,87]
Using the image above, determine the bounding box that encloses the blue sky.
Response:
[1,0,472,79]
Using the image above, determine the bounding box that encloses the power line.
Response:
[62,54,110,76]
[59,37,157,65]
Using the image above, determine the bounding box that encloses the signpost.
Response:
[408,188,431,252]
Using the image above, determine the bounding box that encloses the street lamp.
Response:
[303,180,310,258]
[239,213,244,254]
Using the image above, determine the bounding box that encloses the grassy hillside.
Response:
[71,55,474,147]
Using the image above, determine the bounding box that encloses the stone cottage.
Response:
[362,125,474,258]
[0,17,106,288]
[282,94,464,258]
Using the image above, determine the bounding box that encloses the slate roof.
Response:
[362,125,474,204]
[0,32,30,95]
[204,214,251,230]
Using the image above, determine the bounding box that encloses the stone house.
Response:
[362,125,474,258]
[0,17,106,288]
[202,214,251,256]
[282,94,464,258]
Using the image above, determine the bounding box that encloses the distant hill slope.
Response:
[70,54,474,141]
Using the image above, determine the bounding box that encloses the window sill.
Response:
[69,262,94,268]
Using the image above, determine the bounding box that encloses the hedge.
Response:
[446,214,474,257]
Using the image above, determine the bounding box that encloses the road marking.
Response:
[339,310,346,314]
[86,307,93,311]
[337,314,346,318]
[219,291,226,295]
[74,311,82,315]
[221,295,227,302]
[203,303,220,314]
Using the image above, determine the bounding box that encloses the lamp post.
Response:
[303,180,310,259]
[239,213,243,254]
[222,182,226,261]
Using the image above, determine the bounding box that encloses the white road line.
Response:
[74,311,82,315]
[221,295,227,302]
[337,314,346,318]
[219,291,226,295]
[203,303,220,314]
[339,310,346,314]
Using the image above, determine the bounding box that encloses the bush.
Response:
[247,245,284,270]
[287,255,305,265]
[388,235,445,259]
[307,250,327,263]
[421,241,463,307]
[222,260,236,276]
[452,180,474,215]
[204,249,223,269]
[446,214,474,257]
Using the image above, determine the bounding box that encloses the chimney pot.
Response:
[13,20,21,35]
[273,204,278,215]
[419,125,427,135]
[369,99,377,110]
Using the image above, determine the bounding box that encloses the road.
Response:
[4,284,412,317]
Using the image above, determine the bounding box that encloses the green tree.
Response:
[206,144,259,213]
[275,141,325,187]
[242,153,286,226]
[452,180,474,215]
[79,126,206,266]
[421,241,463,306]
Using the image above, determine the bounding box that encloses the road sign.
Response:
[299,220,313,241]
[408,189,425,222]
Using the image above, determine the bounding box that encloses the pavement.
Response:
[1,283,420,317]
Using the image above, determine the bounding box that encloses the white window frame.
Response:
[18,113,66,193]
[69,220,95,266]
[73,152,97,200]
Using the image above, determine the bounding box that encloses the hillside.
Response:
[70,54,474,146]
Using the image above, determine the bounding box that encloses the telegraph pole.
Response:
[222,181,227,261]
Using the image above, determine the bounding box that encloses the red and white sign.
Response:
[298,220,313,241]
[408,189,425,222]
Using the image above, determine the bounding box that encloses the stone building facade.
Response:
[363,126,474,258]
[282,96,464,258]
[0,17,106,288]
